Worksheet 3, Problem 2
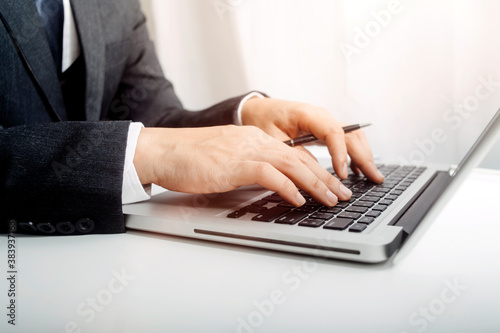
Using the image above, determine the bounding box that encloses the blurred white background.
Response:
[140,0,500,169]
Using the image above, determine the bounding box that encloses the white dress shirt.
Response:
[60,1,264,204]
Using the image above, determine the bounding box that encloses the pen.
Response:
[284,123,373,147]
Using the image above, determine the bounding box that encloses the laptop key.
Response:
[246,205,268,214]
[319,207,342,214]
[298,218,325,228]
[353,185,373,192]
[324,218,353,230]
[336,201,350,208]
[303,203,322,210]
[295,205,320,213]
[338,212,361,220]
[341,179,358,186]
[372,188,390,194]
[310,212,335,220]
[379,199,393,206]
[252,206,290,222]
[365,210,381,218]
[367,191,384,198]
[275,211,309,225]
[361,195,380,202]
[227,209,247,219]
[277,202,295,208]
[385,195,398,201]
[346,206,368,214]
[372,204,388,211]
[349,223,367,232]
[352,200,373,208]
[358,216,375,224]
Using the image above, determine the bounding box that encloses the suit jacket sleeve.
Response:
[0,121,129,235]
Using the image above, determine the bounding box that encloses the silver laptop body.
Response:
[124,109,500,263]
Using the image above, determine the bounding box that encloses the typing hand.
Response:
[133,126,353,207]
[241,97,385,183]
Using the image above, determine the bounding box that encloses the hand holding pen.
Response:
[284,123,373,147]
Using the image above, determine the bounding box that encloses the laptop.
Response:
[123,108,500,263]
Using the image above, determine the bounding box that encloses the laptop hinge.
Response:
[389,171,451,240]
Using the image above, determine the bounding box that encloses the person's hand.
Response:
[241,97,385,183]
[133,126,353,207]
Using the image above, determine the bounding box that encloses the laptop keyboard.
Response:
[226,165,426,233]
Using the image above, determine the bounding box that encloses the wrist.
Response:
[241,96,265,126]
[133,128,156,185]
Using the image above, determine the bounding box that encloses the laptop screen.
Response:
[452,107,500,178]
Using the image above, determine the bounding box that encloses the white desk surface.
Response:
[1,169,500,333]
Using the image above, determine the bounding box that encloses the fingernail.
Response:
[326,190,338,206]
[340,184,352,198]
[296,192,306,206]
[343,162,348,178]
[377,170,385,181]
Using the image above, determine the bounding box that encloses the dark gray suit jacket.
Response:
[0,0,249,235]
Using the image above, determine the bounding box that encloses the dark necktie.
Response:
[34,0,65,73]
[34,0,86,120]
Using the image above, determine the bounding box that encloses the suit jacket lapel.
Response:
[71,0,105,121]
[0,0,67,121]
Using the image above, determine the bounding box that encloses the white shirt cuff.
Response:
[122,122,152,205]
[235,92,265,126]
